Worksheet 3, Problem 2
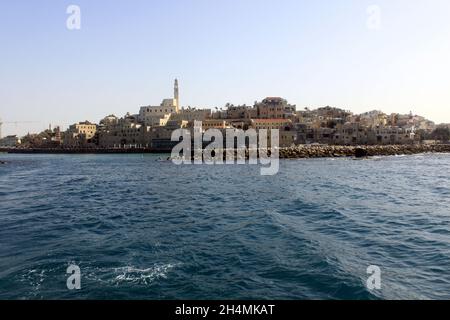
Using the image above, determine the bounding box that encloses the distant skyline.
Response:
[1,0,450,136]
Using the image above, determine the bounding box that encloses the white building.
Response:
[373,125,416,144]
[138,79,180,126]
[0,135,21,147]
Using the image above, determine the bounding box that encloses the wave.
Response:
[112,264,180,285]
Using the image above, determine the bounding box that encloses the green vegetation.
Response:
[431,127,450,142]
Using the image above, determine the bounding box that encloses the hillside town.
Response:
[1,80,449,150]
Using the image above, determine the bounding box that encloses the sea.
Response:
[0,153,449,300]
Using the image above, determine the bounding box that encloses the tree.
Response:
[431,127,450,142]
[415,129,430,142]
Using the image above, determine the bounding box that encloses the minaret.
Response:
[174,79,179,113]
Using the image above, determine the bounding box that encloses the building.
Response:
[255,97,296,119]
[138,100,177,126]
[138,79,180,126]
[63,121,97,147]
[147,120,188,150]
[250,119,293,148]
[372,126,416,145]
[332,123,416,145]
[280,129,297,147]
[201,119,231,130]
[170,107,212,122]
[226,105,258,119]
[333,123,373,145]
[210,108,228,119]
[359,110,389,127]
[98,114,147,147]
[250,119,292,131]
[0,135,21,147]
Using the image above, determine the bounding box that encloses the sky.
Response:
[1,0,450,136]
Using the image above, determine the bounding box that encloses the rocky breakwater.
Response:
[279,144,450,159]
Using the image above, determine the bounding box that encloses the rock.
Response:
[355,148,369,158]
[276,143,450,160]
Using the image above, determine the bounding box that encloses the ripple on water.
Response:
[0,153,450,299]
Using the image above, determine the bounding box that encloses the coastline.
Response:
[2,144,450,159]
[279,144,450,159]
[0,147,170,155]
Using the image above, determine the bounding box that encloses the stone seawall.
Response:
[279,144,450,159]
[0,147,167,154]
[2,144,450,159]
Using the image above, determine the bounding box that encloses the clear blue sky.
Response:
[1,0,450,136]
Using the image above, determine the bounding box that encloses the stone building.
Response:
[332,123,416,145]
[372,126,416,145]
[201,119,232,130]
[0,135,21,147]
[226,105,258,119]
[63,121,97,147]
[170,107,212,122]
[138,79,180,126]
[250,118,292,131]
[255,97,296,119]
[98,114,147,147]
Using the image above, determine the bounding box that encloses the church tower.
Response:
[174,79,179,113]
